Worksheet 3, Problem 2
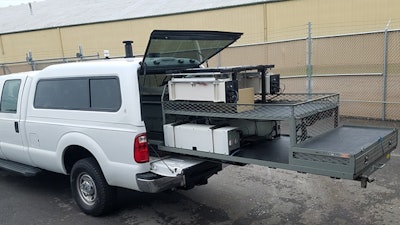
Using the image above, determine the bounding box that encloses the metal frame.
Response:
[153,66,397,185]
[162,91,339,146]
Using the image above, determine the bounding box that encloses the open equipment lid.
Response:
[140,30,243,74]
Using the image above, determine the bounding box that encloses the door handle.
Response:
[14,121,19,133]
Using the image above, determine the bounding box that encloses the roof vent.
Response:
[123,40,134,58]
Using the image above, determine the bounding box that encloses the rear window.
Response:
[34,77,121,111]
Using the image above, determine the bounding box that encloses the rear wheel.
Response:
[70,158,116,216]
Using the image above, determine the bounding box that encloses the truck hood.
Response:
[140,30,242,74]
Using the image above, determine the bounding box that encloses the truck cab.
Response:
[0,58,222,216]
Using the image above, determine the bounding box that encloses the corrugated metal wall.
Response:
[0,4,266,62]
[266,0,400,41]
[2,0,400,63]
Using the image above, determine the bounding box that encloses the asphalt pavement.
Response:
[0,119,399,225]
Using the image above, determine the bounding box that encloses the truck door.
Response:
[0,76,31,165]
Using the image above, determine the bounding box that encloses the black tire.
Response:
[70,157,116,216]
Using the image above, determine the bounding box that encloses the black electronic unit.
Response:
[267,74,280,94]
[225,80,238,103]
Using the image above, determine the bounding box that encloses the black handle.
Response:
[14,121,19,133]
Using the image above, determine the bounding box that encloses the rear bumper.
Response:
[136,161,222,193]
[136,172,183,193]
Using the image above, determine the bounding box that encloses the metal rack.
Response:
[161,90,340,146]
[162,92,339,120]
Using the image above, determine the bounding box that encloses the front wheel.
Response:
[70,158,116,216]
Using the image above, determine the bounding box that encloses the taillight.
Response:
[134,133,149,163]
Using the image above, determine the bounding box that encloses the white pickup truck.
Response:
[0,30,397,216]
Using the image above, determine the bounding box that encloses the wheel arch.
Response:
[63,145,95,174]
[57,132,110,178]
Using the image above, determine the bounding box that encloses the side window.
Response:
[0,79,21,113]
[34,77,121,112]
[34,79,89,109]
[90,78,121,111]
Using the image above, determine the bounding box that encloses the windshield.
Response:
[141,30,242,74]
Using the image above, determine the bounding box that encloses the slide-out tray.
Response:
[291,125,398,179]
[156,126,397,180]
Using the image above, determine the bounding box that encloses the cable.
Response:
[149,144,175,174]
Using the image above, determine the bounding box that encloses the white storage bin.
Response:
[174,124,214,152]
[168,77,231,102]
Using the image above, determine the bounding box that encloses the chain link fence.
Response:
[1,24,399,121]
[213,25,400,121]
[1,54,100,76]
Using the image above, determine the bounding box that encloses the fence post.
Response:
[77,45,83,61]
[307,22,313,95]
[26,51,36,71]
[382,21,390,121]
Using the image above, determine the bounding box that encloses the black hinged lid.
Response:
[140,30,243,74]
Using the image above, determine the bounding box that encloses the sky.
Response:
[0,0,45,8]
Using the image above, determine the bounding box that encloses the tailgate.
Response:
[150,156,222,189]
[290,125,398,183]
[150,156,207,177]
[137,156,221,193]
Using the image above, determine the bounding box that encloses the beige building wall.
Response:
[1,29,63,62]
[0,4,266,63]
[266,0,400,41]
[2,0,400,63]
